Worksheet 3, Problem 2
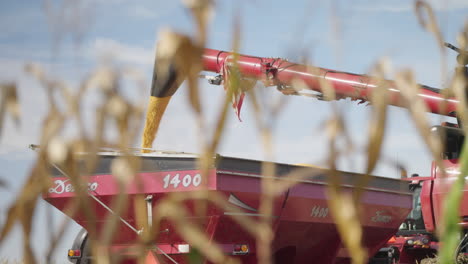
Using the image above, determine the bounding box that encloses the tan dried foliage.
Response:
[1,0,468,264]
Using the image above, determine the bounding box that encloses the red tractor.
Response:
[373,125,468,263]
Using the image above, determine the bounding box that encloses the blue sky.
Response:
[0,0,467,262]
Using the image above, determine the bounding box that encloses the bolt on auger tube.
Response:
[202,48,459,117]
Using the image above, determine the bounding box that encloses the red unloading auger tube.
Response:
[141,47,459,150]
[202,48,458,117]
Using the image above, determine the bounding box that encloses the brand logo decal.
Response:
[371,211,392,223]
[310,206,329,218]
[49,179,98,194]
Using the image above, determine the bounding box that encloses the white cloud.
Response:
[92,38,154,66]
[354,0,468,13]
[431,0,468,10]
[128,5,159,19]
[98,1,180,20]
[354,4,412,13]
[0,59,25,83]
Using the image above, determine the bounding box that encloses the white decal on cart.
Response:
[311,206,329,218]
[49,179,98,194]
[371,211,392,223]
[163,174,201,189]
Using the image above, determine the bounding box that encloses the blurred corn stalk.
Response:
[437,25,468,264]
[0,83,20,139]
[413,1,468,264]
[0,83,18,189]
[0,0,467,264]
[0,47,153,264]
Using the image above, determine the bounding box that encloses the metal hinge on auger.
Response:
[276,83,325,100]
[199,74,223,85]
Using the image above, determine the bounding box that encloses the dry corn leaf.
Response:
[0,83,20,138]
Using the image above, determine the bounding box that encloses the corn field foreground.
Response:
[0,0,467,264]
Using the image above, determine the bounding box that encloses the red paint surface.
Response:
[202,49,458,117]
[429,160,468,232]
[45,165,412,264]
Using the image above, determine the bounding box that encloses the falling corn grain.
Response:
[140,32,186,152]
